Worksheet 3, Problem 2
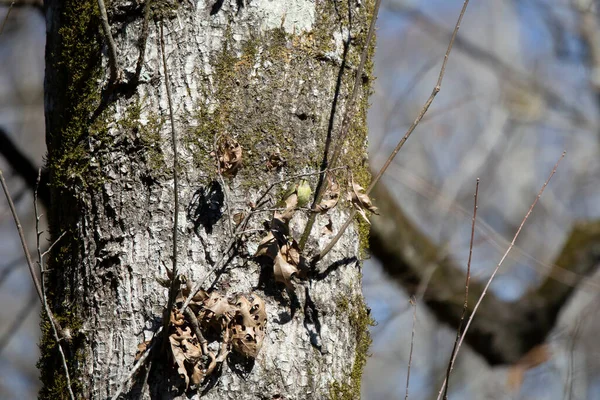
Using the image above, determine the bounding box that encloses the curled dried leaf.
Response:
[347,176,379,224]
[249,295,267,326]
[254,231,279,259]
[233,212,246,226]
[169,335,190,388]
[135,340,150,361]
[274,251,298,289]
[275,192,298,223]
[281,239,301,266]
[314,176,340,213]
[217,136,242,177]
[231,325,263,358]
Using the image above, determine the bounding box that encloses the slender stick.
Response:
[441,178,479,399]
[34,171,75,400]
[367,0,470,193]
[159,21,182,352]
[299,0,382,249]
[435,152,565,400]
[134,0,152,82]
[315,0,471,264]
[405,296,417,400]
[97,0,120,83]
[0,1,14,36]
[0,169,43,302]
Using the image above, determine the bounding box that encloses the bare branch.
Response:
[0,1,13,36]
[97,0,121,83]
[441,178,479,400]
[0,169,43,302]
[159,21,181,352]
[134,0,152,82]
[435,152,565,400]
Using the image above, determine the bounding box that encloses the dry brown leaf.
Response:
[217,136,242,177]
[347,176,378,224]
[169,335,190,388]
[181,338,203,364]
[274,251,298,289]
[135,340,150,361]
[231,325,263,358]
[190,364,205,387]
[281,239,301,266]
[254,231,279,259]
[204,296,234,320]
[233,212,246,226]
[275,192,298,223]
[314,177,340,213]
[249,295,267,327]
[170,311,186,327]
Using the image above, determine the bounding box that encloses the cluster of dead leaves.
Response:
[254,185,309,289]
[166,284,267,389]
[215,135,242,177]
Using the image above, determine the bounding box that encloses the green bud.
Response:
[296,180,312,208]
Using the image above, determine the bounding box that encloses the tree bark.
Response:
[41,1,375,399]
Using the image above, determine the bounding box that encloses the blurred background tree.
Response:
[1,0,600,399]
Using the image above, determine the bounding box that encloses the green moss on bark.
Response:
[41,0,105,397]
[330,292,375,400]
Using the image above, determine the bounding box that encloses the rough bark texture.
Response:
[42,1,375,399]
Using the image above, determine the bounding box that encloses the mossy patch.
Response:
[330,292,375,400]
[42,0,105,397]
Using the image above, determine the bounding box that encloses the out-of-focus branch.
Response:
[370,181,600,365]
[575,0,600,93]
[0,0,42,14]
[388,5,595,132]
[0,127,50,208]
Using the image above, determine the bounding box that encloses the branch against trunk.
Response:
[369,181,600,365]
[42,1,376,399]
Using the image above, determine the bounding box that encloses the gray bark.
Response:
[42,1,374,399]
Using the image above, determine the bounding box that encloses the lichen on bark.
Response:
[42,1,377,398]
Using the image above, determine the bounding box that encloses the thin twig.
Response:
[299,0,381,249]
[0,1,14,36]
[159,21,181,352]
[34,170,75,400]
[435,152,565,400]
[367,0,469,193]
[314,0,471,264]
[441,178,479,400]
[134,0,152,82]
[0,169,43,302]
[405,296,417,400]
[40,231,67,259]
[97,0,121,83]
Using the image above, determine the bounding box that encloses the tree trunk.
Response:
[41,1,375,399]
